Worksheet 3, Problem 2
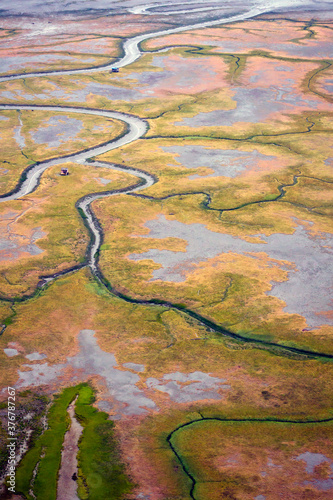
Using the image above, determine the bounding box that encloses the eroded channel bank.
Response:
[0,119,332,358]
[57,396,82,500]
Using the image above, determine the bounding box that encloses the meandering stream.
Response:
[0,4,332,499]
[0,4,332,361]
[0,3,280,83]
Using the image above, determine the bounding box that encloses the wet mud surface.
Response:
[0,54,97,74]
[0,53,227,104]
[57,397,82,500]
[29,115,84,149]
[129,215,333,327]
[4,348,19,357]
[174,82,325,127]
[13,330,231,418]
[172,32,333,60]
[0,3,332,499]
[146,372,230,403]
[0,217,45,261]
[297,452,333,491]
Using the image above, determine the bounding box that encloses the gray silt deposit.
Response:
[161,145,276,178]
[146,371,230,402]
[30,115,84,148]
[15,329,155,417]
[296,452,333,474]
[190,37,333,59]
[0,54,96,74]
[297,452,333,491]
[25,352,47,361]
[129,215,333,327]
[0,227,46,260]
[4,348,19,357]
[123,362,145,372]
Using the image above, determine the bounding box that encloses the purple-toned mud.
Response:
[297,452,333,491]
[11,329,230,417]
[0,226,46,261]
[25,352,47,361]
[129,215,333,328]
[29,115,84,148]
[192,37,333,59]
[146,371,230,402]
[0,54,96,74]
[0,54,218,104]
[174,85,321,127]
[4,348,19,357]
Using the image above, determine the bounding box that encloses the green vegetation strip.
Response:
[14,383,133,500]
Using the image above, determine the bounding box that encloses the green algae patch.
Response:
[75,385,134,500]
[14,383,133,500]
[0,390,49,493]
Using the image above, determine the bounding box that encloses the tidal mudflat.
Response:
[129,215,333,327]
[161,145,277,178]
[12,329,231,418]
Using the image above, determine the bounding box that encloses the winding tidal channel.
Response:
[0,6,332,361]
[1,3,333,498]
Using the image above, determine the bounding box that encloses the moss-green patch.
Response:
[75,384,134,499]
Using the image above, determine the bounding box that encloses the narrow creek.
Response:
[0,52,332,359]
[56,396,83,500]
[0,104,149,201]
[0,3,332,499]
